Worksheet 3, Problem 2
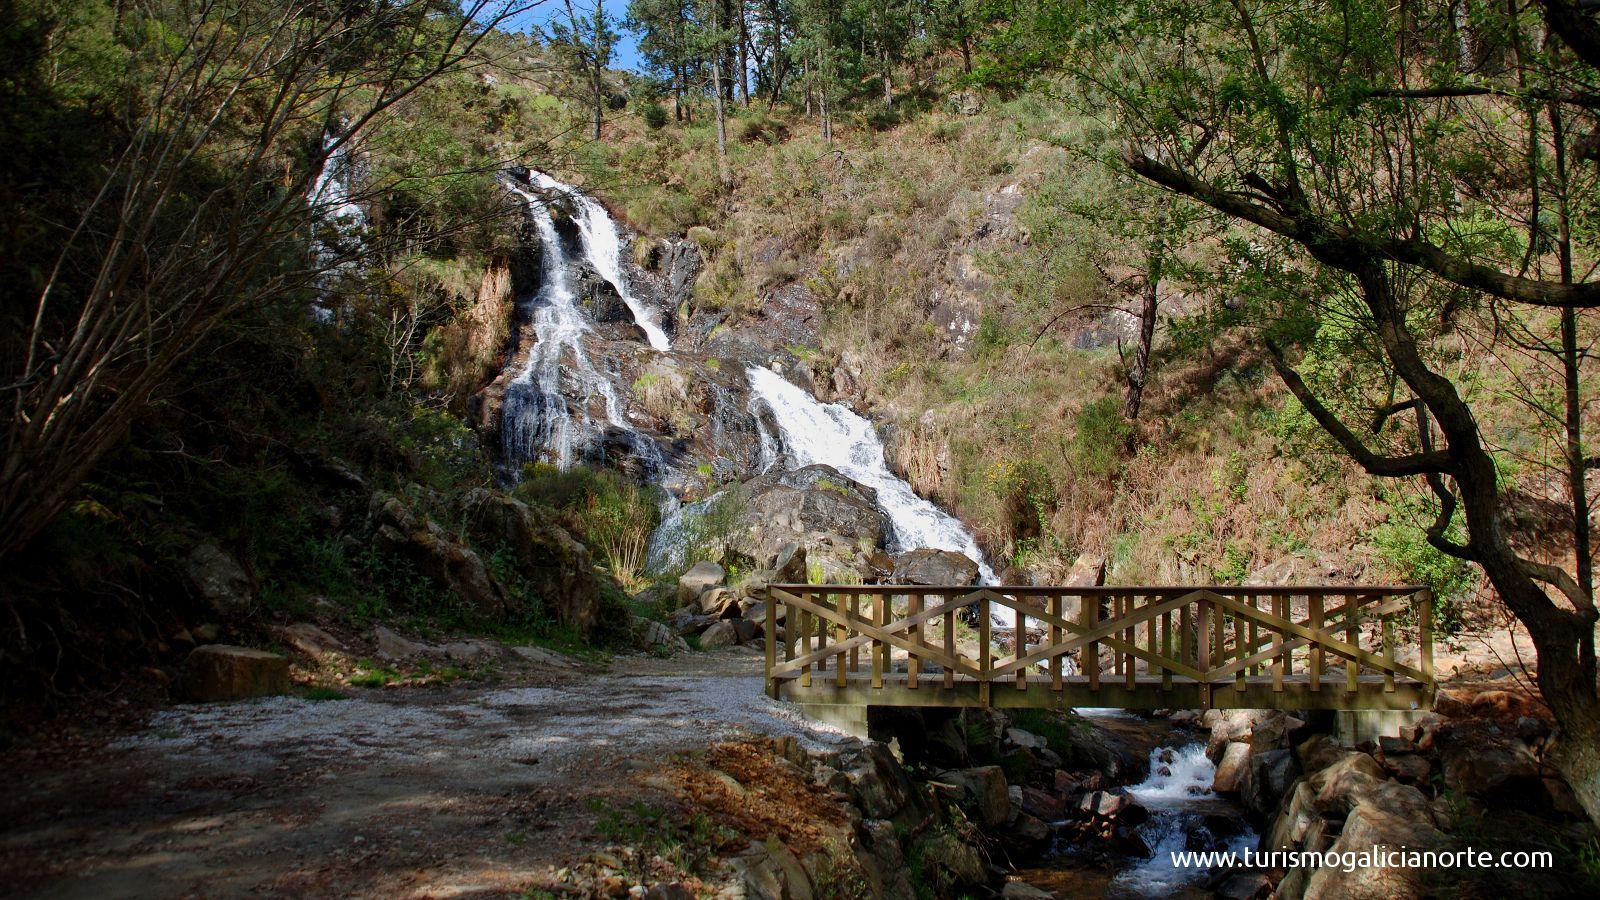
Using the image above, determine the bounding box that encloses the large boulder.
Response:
[458,488,601,633]
[725,465,889,578]
[699,620,739,650]
[177,645,289,701]
[1303,798,1448,899]
[890,548,980,586]
[1434,719,1542,808]
[634,615,689,653]
[678,561,726,603]
[1239,748,1301,817]
[1213,741,1252,793]
[273,622,346,661]
[183,544,255,618]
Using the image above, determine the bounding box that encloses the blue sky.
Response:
[500,0,647,72]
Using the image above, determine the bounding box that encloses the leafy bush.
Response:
[515,463,661,592]
[1071,396,1134,478]
[639,101,668,129]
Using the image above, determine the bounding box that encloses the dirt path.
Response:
[0,650,853,898]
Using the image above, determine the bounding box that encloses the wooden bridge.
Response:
[758,585,1434,711]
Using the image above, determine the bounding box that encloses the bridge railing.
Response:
[758,584,1434,709]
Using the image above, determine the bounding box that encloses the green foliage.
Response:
[583,797,734,879]
[1371,493,1478,636]
[515,463,661,593]
[639,101,669,129]
[1070,396,1133,478]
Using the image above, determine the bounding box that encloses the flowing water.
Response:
[529,172,671,351]
[1022,712,1257,898]
[306,131,366,320]
[746,365,997,583]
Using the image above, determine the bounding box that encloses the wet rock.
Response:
[679,561,726,603]
[1078,789,1147,825]
[1020,786,1066,821]
[939,765,1011,827]
[1240,748,1300,817]
[183,544,255,618]
[699,620,739,651]
[1215,872,1272,900]
[178,645,289,702]
[1009,811,1051,844]
[634,616,689,653]
[1001,882,1053,900]
[1213,741,1251,793]
[1005,727,1049,750]
[890,548,980,586]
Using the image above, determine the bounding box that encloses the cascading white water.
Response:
[746,365,997,583]
[306,132,366,320]
[502,182,632,469]
[1111,742,1258,896]
[529,172,671,351]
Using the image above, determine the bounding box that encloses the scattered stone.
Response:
[1020,786,1066,821]
[442,640,499,665]
[634,617,689,653]
[1009,812,1051,843]
[374,625,432,661]
[1005,727,1048,750]
[1002,882,1054,900]
[274,623,345,660]
[698,620,739,651]
[192,623,221,643]
[511,645,577,668]
[679,561,726,603]
[699,586,737,617]
[1436,720,1541,807]
[890,548,979,586]
[730,618,760,644]
[772,543,808,583]
[177,645,289,702]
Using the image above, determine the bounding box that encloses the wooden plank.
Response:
[800,595,812,688]
[1346,595,1360,692]
[772,594,981,677]
[835,592,848,688]
[1015,595,1028,691]
[1124,595,1136,691]
[1383,616,1396,693]
[871,592,884,689]
[1050,596,1064,692]
[944,607,956,689]
[769,583,1426,596]
[849,594,861,672]
[1208,593,1428,682]
[1309,594,1324,692]
[1161,609,1173,691]
[1271,595,1285,693]
[1198,597,1212,708]
[1084,594,1100,692]
[1236,597,1250,693]
[765,588,778,698]
[978,595,992,707]
[908,593,924,690]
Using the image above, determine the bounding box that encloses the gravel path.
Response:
[0,650,853,899]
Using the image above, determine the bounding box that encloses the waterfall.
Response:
[746,365,997,583]
[1112,742,1258,895]
[529,172,671,351]
[306,132,366,321]
[501,182,661,473]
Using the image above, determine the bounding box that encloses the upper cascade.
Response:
[746,365,997,583]
[529,172,671,352]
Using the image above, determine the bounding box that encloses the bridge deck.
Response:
[758,584,1434,712]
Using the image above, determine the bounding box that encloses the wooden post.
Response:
[1346,595,1360,692]
[908,593,924,689]
[835,592,848,688]
[872,592,885,689]
[1084,594,1101,693]
[1050,596,1064,693]
[815,592,827,674]
[1015,595,1028,691]
[978,594,992,707]
[800,595,812,688]
[1235,596,1249,693]
[764,587,778,699]
[1309,594,1324,692]
[1271,595,1285,693]
[1418,589,1434,685]
[1197,597,1212,709]
[1247,595,1259,676]
[1161,608,1173,691]
[849,593,861,673]
[943,605,956,689]
[1180,602,1194,672]
[1124,595,1136,691]
[1382,614,1396,693]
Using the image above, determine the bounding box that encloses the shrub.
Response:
[639,102,668,130]
[1071,396,1134,478]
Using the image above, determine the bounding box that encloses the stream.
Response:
[1020,710,1258,898]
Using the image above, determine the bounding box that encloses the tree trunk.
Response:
[738,1,751,106]
[710,45,730,184]
[1122,270,1159,421]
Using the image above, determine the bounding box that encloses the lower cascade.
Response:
[745,365,997,582]
[1112,742,1258,896]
